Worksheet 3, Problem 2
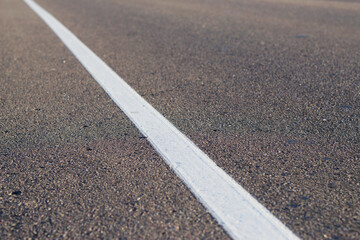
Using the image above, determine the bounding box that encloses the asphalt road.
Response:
[1,0,359,239]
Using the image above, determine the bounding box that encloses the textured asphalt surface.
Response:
[1,0,359,239]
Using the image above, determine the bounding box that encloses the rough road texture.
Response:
[0,1,229,239]
[1,0,359,239]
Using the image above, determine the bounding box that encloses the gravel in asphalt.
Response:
[0,0,229,238]
[31,0,360,238]
[1,0,360,239]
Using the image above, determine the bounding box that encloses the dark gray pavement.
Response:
[1,0,360,239]
[0,0,228,239]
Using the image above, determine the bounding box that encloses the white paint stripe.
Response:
[24,0,300,239]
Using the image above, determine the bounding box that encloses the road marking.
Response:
[24,0,299,239]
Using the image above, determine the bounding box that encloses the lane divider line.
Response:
[23,0,299,239]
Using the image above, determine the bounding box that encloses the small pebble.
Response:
[12,190,22,195]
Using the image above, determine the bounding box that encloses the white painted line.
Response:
[24,0,300,239]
